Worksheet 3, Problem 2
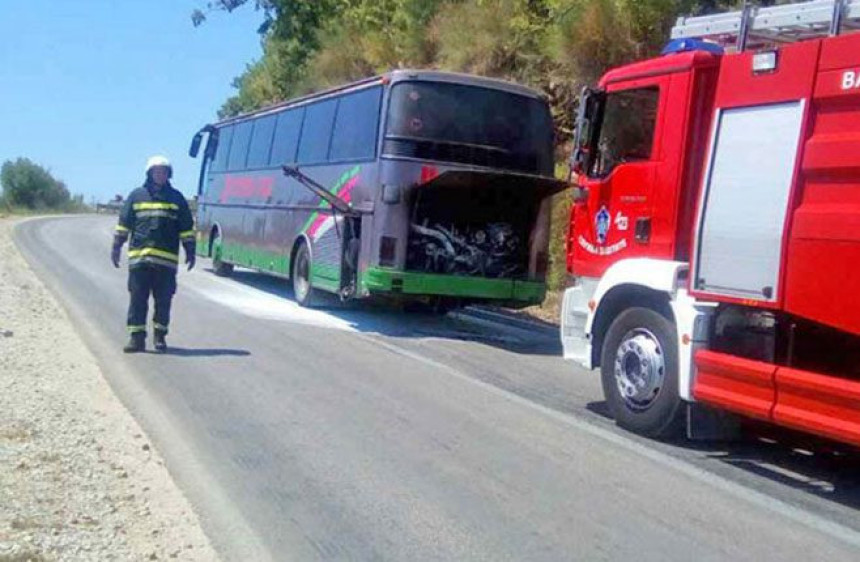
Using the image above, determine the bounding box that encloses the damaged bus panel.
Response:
[191,70,565,309]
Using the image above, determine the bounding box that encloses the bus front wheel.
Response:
[211,231,234,277]
[292,242,317,308]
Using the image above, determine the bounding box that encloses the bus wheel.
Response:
[292,242,317,308]
[600,307,683,439]
[211,232,234,277]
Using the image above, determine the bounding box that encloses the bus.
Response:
[189,70,565,308]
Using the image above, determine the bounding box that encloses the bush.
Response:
[0,158,89,213]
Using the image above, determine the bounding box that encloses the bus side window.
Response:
[247,114,277,169]
[329,86,383,162]
[270,108,304,166]
[210,126,234,173]
[297,99,337,165]
[590,87,659,178]
[228,120,254,171]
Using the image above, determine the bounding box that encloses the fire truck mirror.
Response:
[571,86,604,175]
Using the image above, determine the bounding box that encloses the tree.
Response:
[0,158,71,210]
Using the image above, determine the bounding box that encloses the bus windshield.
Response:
[384,81,554,176]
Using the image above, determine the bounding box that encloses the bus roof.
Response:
[212,70,547,128]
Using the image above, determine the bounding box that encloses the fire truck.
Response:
[560,0,860,445]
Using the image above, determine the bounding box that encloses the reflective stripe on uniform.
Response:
[129,256,179,269]
[153,322,169,331]
[133,202,179,211]
[127,325,146,333]
[115,224,129,232]
[135,210,177,219]
[128,247,179,261]
[180,230,195,239]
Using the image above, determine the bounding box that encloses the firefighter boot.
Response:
[123,332,145,353]
[153,330,168,354]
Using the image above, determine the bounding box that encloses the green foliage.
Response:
[0,158,88,213]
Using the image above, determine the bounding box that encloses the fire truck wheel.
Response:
[600,307,683,438]
[211,231,234,277]
[292,242,317,308]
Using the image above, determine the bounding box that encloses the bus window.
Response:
[270,108,304,166]
[297,99,337,165]
[210,125,233,173]
[228,120,254,171]
[329,86,382,162]
[247,114,277,169]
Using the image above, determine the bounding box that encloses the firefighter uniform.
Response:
[113,156,195,352]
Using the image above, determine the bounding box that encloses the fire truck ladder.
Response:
[671,0,860,51]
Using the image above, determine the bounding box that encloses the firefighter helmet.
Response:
[145,155,172,178]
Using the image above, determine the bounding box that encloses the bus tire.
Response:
[292,242,317,308]
[600,307,683,439]
[211,231,234,277]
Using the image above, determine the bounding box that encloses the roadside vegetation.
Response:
[192,0,778,308]
[0,158,89,216]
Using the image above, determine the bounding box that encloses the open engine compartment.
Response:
[406,181,540,279]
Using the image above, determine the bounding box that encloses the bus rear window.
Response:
[384,82,553,176]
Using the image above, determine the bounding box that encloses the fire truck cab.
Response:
[562,0,860,443]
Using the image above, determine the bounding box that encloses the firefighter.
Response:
[111,156,196,353]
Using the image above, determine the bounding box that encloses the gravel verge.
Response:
[0,217,219,562]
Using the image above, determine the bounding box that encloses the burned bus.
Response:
[189,70,564,308]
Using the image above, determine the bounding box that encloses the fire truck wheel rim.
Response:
[613,328,665,412]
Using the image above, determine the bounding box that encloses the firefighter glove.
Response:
[111,244,122,268]
[184,243,196,271]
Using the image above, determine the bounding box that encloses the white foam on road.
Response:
[185,268,358,332]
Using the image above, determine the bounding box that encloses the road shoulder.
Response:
[0,216,218,561]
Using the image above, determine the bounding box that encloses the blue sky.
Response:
[0,0,263,202]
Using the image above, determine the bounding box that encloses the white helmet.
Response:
[145,155,172,177]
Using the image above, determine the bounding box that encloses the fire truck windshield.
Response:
[384,81,554,176]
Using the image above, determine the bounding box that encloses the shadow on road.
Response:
[588,398,860,514]
[163,347,251,358]
[586,400,612,419]
[213,267,560,357]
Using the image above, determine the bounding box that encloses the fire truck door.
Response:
[693,100,805,302]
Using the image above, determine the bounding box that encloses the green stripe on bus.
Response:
[220,242,290,276]
[360,267,545,303]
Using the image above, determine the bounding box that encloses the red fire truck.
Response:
[561,0,860,445]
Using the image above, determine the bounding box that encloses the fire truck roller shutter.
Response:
[693,100,806,302]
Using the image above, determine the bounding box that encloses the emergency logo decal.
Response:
[578,204,627,256]
[595,205,611,245]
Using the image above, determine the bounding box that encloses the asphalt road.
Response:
[15,215,860,561]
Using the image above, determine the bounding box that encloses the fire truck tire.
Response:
[600,307,683,438]
[211,231,234,277]
[292,242,317,308]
